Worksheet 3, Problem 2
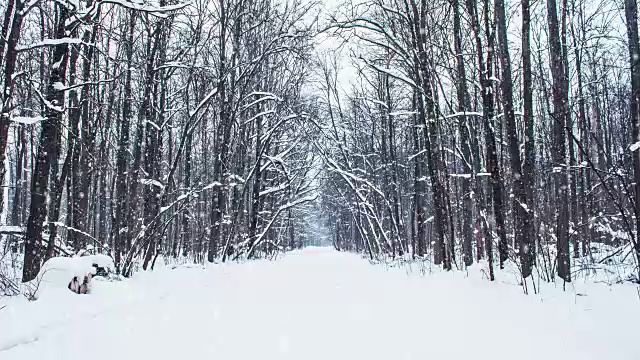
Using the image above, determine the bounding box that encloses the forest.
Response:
[0,0,639,293]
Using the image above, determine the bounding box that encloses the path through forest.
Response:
[1,247,638,360]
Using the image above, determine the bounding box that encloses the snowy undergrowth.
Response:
[376,251,640,302]
[1,247,639,360]
[375,241,639,294]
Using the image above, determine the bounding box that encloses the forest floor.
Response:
[1,247,639,360]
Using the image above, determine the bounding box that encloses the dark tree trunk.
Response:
[23,3,70,282]
[142,10,167,271]
[72,10,99,252]
[522,0,537,274]
[624,0,640,281]
[496,0,530,272]
[452,0,473,267]
[114,10,136,274]
[209,0,234,262]
[547,0,571,282]
[247,100,263,254]
[409,0,452,270]
[465,0,500,278]
[412,90,426,257]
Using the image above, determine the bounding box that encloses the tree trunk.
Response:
[547,0,571,282]
[452,0,473,267]
[409,0,452,270]
[624,0,640,281]
[497,0,531,272]
[23,3,70,282]
[114,10,136,274]
[0,0,27,220]
[522,0,537,273]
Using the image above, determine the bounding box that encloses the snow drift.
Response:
[0,247,638,360]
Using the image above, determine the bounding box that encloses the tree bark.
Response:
[547,0,571,282]
[624,0,640,281]
[452,0,473,267]
[114,10,136,274]
[23,3,70,282]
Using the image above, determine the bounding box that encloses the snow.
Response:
[243,93,281,110]
[189,88,219,118]
[140,178,164,189]
[444,111,484,119]
[18,0,40,16]
[227,174,245,183]
[48,222,101,246]
[388,110,416,116]
[145,119,162,131]
[449,173,472,178]
[17,38,83,51]
[159,194,189,214]
[101,0,188,18]
[0,225,24,233]
[364,63,419,90]
[245,109,275,124]
[202,181,223,190]
[10,116,45,125]
[408,149,427,160]
[1,248,639,360]
[259,182,289,197]
[33,255,114,291]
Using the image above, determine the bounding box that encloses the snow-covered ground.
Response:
[1,247,639,360]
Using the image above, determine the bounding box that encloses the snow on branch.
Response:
[0,225,24,234]
[102,0,188,16]
[189,88,219,118]
[154,61,190,71]
[326,157,384,198]
[18,0,41,16]
[362,60,419,90]
[243,92,281,110]
[444,111,484,119]
[334,17,413,64]
[245,109,275,124]
[228,174,245,184]
[357,98,388,109]
[246,194,317,258]
[159,194,188,214]
[49,222,107,250]
[141,178,164,189]
[259,114,298,144]
[259,182,289,197]
[145,119,162,131]
[408,149,427,161]
[389,110,417,116]
[17,38,86,52]
[10,116,45,125]
[247,91,282,98]
[202,181,223,191]
[69,0,189,25]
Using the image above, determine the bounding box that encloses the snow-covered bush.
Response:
[27,254,115,297]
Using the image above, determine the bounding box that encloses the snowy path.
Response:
[1,247,639,360]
